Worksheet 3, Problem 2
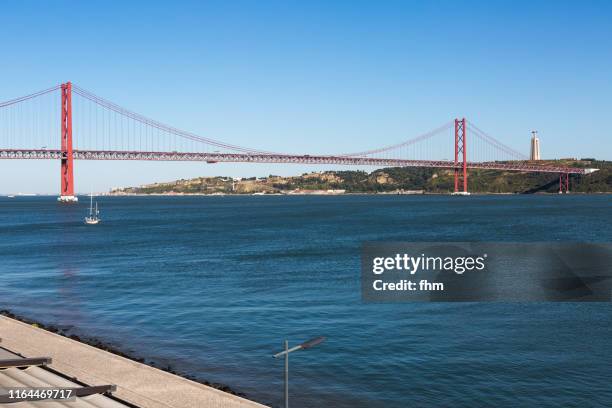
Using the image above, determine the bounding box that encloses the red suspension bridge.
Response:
[0,82,597,201]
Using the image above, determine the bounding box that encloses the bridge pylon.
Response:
[559,173,570,194]
[453,118,468,195]
[58,82,77,203]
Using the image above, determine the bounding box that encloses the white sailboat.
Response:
[85,193,101,225]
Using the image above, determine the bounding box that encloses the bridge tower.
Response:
[58,82,77,203]
[559,173,570,194]
[454,118,468,194]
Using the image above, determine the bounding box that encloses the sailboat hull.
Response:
[85,193,101,224]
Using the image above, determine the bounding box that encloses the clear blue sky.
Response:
[1,0,610,194]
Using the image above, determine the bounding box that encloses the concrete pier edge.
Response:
[0,316,268,408]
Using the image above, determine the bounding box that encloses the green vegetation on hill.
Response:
[110,160,611,195]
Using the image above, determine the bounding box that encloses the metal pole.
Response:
[284,340,289,408]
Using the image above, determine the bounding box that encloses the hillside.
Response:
[109,159,612,195]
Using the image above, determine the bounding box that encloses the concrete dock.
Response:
[0,316,269,408]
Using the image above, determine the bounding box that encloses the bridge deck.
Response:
[0,149,596,175]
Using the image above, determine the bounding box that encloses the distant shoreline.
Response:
[3,191,611,197]
[104,191,611,196]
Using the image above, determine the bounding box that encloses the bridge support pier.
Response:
[559,173,570,194]
[453,118,469,195]
[58,82,77,203]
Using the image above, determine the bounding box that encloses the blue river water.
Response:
[0,195,611,407]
